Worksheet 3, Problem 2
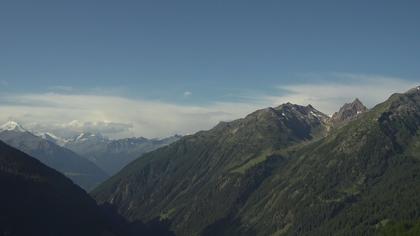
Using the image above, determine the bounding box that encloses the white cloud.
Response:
[48,85,74,92]
[29,120,133,138]
[0,93,262,139]
[183,91,192,97]
[0,74,417,138]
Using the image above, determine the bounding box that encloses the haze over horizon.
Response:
[1,0,419,138]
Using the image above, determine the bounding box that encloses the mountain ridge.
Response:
[93,86,420,235]
[0,121,181,177]
[0,120,26,132]
[330,98,368,125]
[92,102,331,235]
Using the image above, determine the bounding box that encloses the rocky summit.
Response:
[330,98,368,125]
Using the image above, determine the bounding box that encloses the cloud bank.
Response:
[0,74,417,138]
[0,93,262,138]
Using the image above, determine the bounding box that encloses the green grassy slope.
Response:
[93,87,420,236]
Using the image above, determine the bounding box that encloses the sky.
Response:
[0,0,419,138]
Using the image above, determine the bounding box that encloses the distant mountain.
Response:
[330,98,368,125]
[93,86,420,235]
[0,122,108,190]
[64,133,181,175]
[35,131,69,146]
[0,140,175,236]
[0,121,26,132]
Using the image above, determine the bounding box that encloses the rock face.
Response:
[93,87,420,236]
[330,98,368,125]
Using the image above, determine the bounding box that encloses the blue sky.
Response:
[0,0,419,138]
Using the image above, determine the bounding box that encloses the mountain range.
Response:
[0,122,108,190]
[63,132,181,175]
[0,121,180,189]
[93,86,420,235]
[1,86,420,235]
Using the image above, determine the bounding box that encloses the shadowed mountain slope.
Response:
[0,141,119,236]
[0,140,177,236]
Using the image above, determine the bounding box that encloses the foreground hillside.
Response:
[0,141,118,236]
[0,140,176,236]
[93,87,420,235]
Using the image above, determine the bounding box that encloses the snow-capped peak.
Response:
[72,132,107,143]
[0,121,26,132]
[75,132,86,141]
[37,132,60,141]
[35,131,69,146]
